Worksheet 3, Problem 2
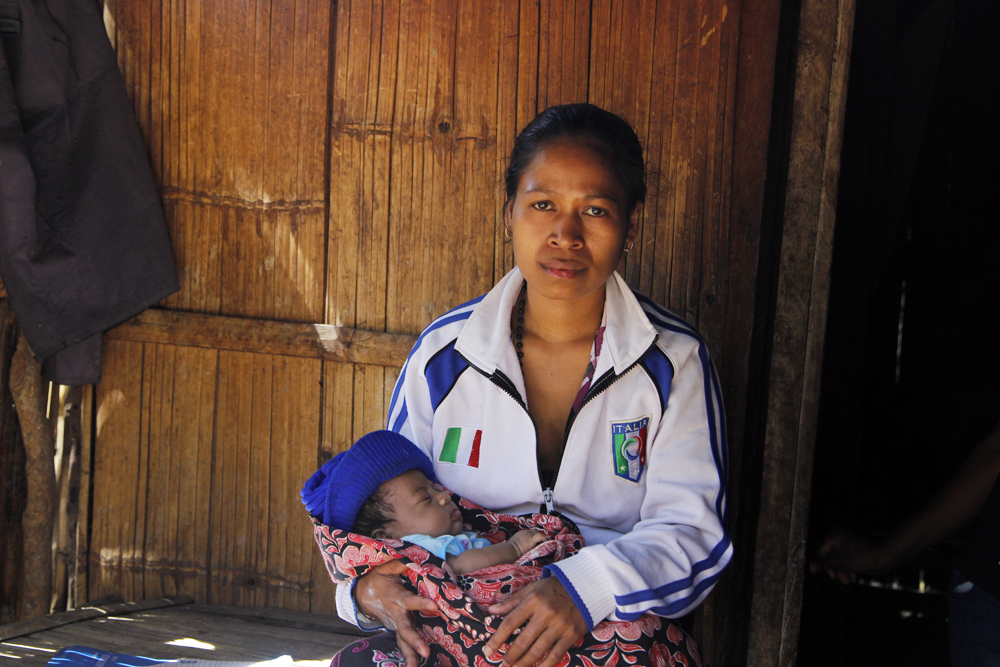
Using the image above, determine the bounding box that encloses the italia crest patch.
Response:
[611,416,651,483]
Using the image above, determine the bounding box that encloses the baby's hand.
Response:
[510,529,547,557]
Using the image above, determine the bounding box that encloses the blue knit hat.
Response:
[301,430,437,531]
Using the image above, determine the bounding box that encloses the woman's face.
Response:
[506,139,639,305]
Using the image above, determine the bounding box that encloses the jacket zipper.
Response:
[457,339,656,513]
[551,338,659,494]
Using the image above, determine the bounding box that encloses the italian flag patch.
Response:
[440,427,482,468]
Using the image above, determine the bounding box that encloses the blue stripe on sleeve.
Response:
[614,535,732,606]
[543,566,596,631]
[614,290,730,613]
[633,297,727,524]
[424,340,468,411]
[639,346,674,414]
[385,295,484,428]
[615,566,727,620]
[698,341,728,524]
[390,401,409,433]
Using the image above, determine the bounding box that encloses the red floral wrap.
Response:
[313,494,704,667]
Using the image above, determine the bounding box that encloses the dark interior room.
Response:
[800,0,1000,663]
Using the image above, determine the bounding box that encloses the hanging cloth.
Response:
[0,0,179,384]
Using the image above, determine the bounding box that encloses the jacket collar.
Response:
[455,267,657,378]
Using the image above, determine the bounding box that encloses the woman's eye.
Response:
[584,206,607,217]
[531,201,552,211]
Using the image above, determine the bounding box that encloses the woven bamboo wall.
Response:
[87,2,769,651]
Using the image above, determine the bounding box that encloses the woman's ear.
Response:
[626,203,643,244]
[372,527,387,540]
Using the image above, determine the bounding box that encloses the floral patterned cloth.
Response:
[313,493,705,667]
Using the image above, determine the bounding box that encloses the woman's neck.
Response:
[521,283,606,345]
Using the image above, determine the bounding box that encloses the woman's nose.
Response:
[549,212,584,248]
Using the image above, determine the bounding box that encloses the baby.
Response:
[301,430,545,574]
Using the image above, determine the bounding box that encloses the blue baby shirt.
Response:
[401,531,493,560]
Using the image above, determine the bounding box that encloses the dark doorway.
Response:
[799,0,1000,664]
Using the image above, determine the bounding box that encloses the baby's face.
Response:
[380,469,464,539]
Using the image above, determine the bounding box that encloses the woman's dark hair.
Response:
[353,487,395,537]
[503,103,647,215]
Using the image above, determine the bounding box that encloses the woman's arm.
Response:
[549,339,731,623]
[486,336,731,664]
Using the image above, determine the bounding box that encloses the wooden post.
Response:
[9,331,56,619]
[745,0,855,664]
[75,384,95,609]
[52,384,83,612]
[0,300,26,624]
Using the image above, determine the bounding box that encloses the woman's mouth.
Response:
[541,261,587,279]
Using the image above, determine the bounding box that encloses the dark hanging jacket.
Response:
[0,0,179,384]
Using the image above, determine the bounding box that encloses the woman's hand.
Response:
[355,560,438,667]
[483,577,587,667]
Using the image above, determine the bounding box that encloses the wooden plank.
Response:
[314,361,353,614]
[325,0,369,330]
[74,385,94,609]
[263,357,322,612]
[632,0,675,297]
[0,604,363,665]
[209,352,248,606]
[682,0,780,661]
[139,343,176,600]
[385,0,413,335]
[746,0,855,664]
[106,309,416,368]
[183,604,369,636]
[247,354,275,608]
[619,0,657,288]
[175,347,217,603]
[90,341,145,604]
[0,302,25,625]
[205,351,275,608]
[424,0,459,329]
[0,597,193,642]
[493,0,519,283]
[355,0,395,340]
[515,0,539,145]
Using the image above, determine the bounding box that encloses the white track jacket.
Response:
[337,268,731,630]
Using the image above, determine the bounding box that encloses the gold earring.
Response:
[624,239,634,253]
[503,225,511,241]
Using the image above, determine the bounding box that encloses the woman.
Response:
[334,104,731,667]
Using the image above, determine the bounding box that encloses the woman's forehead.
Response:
[519,140,625,200]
